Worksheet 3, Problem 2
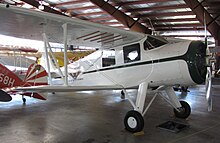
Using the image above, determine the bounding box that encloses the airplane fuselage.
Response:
[71,35,207,88]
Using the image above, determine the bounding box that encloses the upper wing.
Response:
[0,4,145,49]
[0,45,38,53]
[15,85,125,92]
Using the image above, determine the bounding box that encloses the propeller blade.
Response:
[204,11,213,111]
[205,66,212,111]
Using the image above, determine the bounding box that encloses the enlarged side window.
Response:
[123,43,140,63]
[102,50,115,67]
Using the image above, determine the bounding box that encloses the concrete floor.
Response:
[0,79,220,143]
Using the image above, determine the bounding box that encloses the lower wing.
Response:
[15,85,126,93]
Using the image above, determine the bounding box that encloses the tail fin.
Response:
[20,92,46,100]
[0,63,22,88]
[23,63,48,86]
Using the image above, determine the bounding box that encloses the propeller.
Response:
[206,66,212,111]
[204,12,212,111]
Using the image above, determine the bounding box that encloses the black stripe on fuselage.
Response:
[83,55,184,74]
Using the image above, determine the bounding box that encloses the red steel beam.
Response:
[206,9,220,14]
[136,11,194,18]
[76,11,106,17]
[110,25,127,29]
[156,27,204,31]
[184,0,220,40]
[21,0,65,16]
[15,2,25,6]
[146,18,199,23]
[66,5,98,12]
[125,4,188,12]
[115,0,176,6]
[154,23,202,28]
[202,1,220,6]
[90,0,151,34]
[99,21,120,25]
[89,16,113,22]
[67,4,187,14]
[52,0,90,7]
[163,35,212,37]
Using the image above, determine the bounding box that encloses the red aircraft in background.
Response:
[0,62,48,103]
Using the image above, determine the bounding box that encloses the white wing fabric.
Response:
[0,4,145,49]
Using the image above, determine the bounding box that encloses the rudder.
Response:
[23,63,48,86]
[0,63,22,88]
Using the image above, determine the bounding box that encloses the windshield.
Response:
[144,36,167,50]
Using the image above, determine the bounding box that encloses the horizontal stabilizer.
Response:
[0,90,12,102]
[15,85,125,92]
[21,92,46,100]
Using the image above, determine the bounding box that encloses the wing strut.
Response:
[62,23,68,86]
[43,33,52,85]
[43,34,65,83]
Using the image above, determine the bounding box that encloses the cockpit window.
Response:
[144,36,167,50]
[123,43,140,63]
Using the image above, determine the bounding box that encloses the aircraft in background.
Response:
[39,50,95,82]
[0,62,48,103]
[49,50,95,67]
[0,4,212,133]
[0,44,40,79]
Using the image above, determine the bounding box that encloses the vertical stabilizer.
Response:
[0,63,22,88]
[23,63,48,86]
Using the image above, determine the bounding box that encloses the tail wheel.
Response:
[124,110,144,133]
[121,90,125,99]
[174,101,191,119]
[22,97,26,104]
[181,86,188,92]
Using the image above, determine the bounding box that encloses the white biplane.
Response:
[0,4,212,133]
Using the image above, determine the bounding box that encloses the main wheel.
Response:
[121,90,125,99]
[174,101,191,119]
[124,110,144,133]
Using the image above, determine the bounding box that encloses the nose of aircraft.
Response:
[185,41,207,84]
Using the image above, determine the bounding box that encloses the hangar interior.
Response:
[0,0,220,143]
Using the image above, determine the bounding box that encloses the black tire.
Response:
[22,98,26,104]
[121,90,125,96]
[121,90,125,99]
[124,110,144,133]
[181,86,188,92]
[174,101,191,119]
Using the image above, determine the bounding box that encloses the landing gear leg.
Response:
[124,82,157,133]
[163,87,191,119]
